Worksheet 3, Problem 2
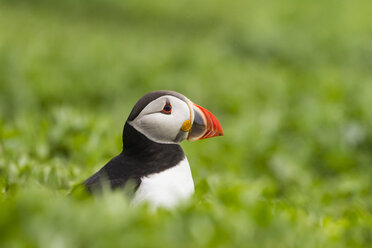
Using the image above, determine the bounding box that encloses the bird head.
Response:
[126,90,223,144]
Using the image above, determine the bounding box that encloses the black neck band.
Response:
[122,123,185,175]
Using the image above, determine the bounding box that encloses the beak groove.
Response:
[187,103,223,141]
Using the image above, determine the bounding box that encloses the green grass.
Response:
[1,0,372,247]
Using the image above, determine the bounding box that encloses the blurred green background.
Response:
[1,0,372,247]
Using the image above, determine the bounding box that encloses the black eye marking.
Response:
[161,102,172,114]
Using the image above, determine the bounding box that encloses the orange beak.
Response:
[187,103,223,141]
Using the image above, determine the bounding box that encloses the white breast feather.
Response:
[131,157,194,208]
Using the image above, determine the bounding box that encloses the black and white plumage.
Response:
[83,90,223,208]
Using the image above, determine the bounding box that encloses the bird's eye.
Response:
[162,103,172,114]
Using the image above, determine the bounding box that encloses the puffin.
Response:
[82,90,223,208]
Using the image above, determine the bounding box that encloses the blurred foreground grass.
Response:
[1,0,372,247]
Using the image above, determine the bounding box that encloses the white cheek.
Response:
[138,114,181,142]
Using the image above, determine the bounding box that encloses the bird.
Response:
[82,90,223,208]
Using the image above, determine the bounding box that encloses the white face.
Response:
[128,95,194,144]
